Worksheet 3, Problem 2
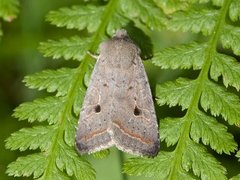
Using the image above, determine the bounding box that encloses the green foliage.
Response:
[5,126,57,151]
[5,0,165,179]
[46,5,104,32]
[124,151,174,179]
[229,0,240,21]
[24,68,77,96]
[211,53,240,90]
[152,43,206,70]
[124,0,240,179]
[0,0,19,37]
[13,96,65,124]
[6,154,47,178]
[5,0,240,179]
[166,8,218,35]
[156,78,196,109]
[38,37,92,61]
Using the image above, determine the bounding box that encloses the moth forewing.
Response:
[76,29,160,157]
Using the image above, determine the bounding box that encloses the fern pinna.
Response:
[5,0,240,180]
[0,0,19,38]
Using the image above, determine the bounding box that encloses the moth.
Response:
[76,29,160,157]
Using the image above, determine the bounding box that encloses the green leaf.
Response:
[39,166,71,180]
[24,68,77,96]
[92,149,110,159]
[221,25,240,56]
[211,0,224,6]
[230,174,240,180]
[5,126,57,151]
[106,12,129,35]
[211,53,240,91]
[13,97,65,124]
[6,154,47,178]
[39,36,91,61]
[57,142,96,180]
[156,78,196,109]
[167,8,218,35]
[152,43,206,70]
[120,0,165,30]
[229,0,240,21]
[190,110,237,154]
[64,115,77,147]
[160,117,185,147]
[182,140,227,179]
[153,0,190,14]
[0,0,19,21]
[195,0,224,6]
[8,0,240,179]
[0,23,3,37]
[46,5,104,32]
[123,151,173,178]
[201,80,240,125]
[236,150,240,158]
[73,84,85,116]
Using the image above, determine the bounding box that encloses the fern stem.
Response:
[40,0,120,179]
[89,0,120,51]
[118,151,128,180]
[189,0,231,111]
[167,0,231,179]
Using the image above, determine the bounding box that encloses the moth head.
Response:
[114,29,128,39]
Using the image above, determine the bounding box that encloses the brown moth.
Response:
[76,29,160,157]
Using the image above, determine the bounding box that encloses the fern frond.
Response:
[211,53,240,91]
[38,37,91,60]
[156,78,196,109]
[221,25,240,56]
[12,96,65,124]
[24,68,77,96]
[6,154,47,178]
[153,0,190,14]
[124,0,240,179]
[229,0,240,21]
[0,0,19,37]
[160,117,184,147]
[190,110,237,154]
[124,151,174,179]
[0,0,19,21]
[182,140,226,179]
[152,43,206,70]
[230,174,240,180]
[92,149,110,159]
[5,126,57,151]
[201,80,240,125]
[196,0,224,6]
[167,8,218,35]
[46,5,104,32]
[120,0,165,30]
[56,142,95,180]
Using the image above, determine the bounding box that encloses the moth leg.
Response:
[87,51,99,60]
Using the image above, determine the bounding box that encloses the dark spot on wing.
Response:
[94,105,101,113]
[134,106,141,116]
[128,86,133,90]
